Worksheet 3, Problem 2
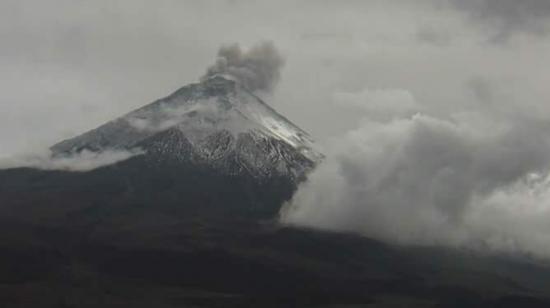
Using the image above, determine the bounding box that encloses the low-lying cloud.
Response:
[282,86,550,259]
[0,148,143,172]
[202,41,284,93]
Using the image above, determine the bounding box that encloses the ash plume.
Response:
[202,41,285,93]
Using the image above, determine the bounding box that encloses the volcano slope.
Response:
[1,77,550,307]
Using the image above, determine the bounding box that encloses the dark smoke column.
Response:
[202,41,285,93]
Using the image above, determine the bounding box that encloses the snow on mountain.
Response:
[51,75,322,179]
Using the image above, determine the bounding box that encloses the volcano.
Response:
[2,76,550,307]
[14,75,323,219]
[52,75,322,180]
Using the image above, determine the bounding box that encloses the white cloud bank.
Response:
[282,87,550,260]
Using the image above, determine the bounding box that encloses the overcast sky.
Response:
[1,0,549,157]
[4,0,550,257]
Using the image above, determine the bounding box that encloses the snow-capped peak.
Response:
[51,76,322,179]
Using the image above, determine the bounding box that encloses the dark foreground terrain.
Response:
[1,157,550,307]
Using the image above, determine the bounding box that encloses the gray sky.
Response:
[4,0,550,257]
[2,0,549,157]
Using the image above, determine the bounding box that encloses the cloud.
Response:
[333,87,419,118]
[416,25,452,46]
[449,0,550,41]
[202,41,285,93]
[281,107,550,259]
[0,149,143,172]
[466,76,494,103]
